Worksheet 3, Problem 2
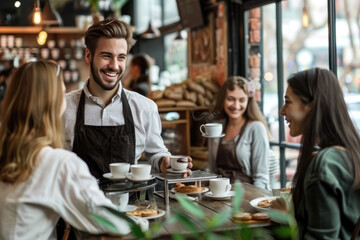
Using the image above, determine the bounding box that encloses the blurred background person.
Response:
[127,54,153,97]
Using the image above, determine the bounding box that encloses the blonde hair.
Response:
[0,61,64,183]
[213,76,272,140]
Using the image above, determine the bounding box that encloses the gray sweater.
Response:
[207,120,270,189]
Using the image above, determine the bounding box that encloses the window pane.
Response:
[335,0,360,132]
[135,0,162,34]
[164,0,180,25]
[262,4,279,142]
[282,0,329,78]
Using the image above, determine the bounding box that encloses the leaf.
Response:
[208,210,232,229]
[166,211,200,237]
[172,233,186,240]
[90,214,117,232]
[232,181,244,214]
[267,209,295,225]
[272,226,292,238]
[175,194,206,219]
[103,206,146,239]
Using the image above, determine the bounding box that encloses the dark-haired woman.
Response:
[280,68,360,239]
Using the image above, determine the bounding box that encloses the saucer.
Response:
[202,133,225,138]
[103,173,126,181]
[126,173,155,182]
[119,204,137,212]
[167,168,190,174]
[205,191,236,199]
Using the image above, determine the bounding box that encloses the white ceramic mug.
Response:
[209,178,231,197]
[170,155,188,171]
[200,123,223,136]
[110,163,130,178]
[131,164,151,180]
[106,192,129,211]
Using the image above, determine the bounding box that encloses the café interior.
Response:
[1,0,360,239]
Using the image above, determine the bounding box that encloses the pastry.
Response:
[126,208,159,217]
[233,212,252,221]
[175,184,203,193]
[252,212,270,220]
[258,199,274,208]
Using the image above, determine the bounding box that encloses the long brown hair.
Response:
[85,18,136,55]
[0,61,64,183]
[213,76,271,139]
[289,68,360,208]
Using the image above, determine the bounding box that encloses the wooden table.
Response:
[80,183,273,240]
[124,182,272,239]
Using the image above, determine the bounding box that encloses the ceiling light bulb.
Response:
[33,7,41,24]
[302,6,309,28]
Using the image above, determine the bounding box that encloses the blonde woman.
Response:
[208,76,276,189]
[0,61,147,240]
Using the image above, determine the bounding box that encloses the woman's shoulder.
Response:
[39,146,85,168]
[308,147,353,182]
[246,121,267,133]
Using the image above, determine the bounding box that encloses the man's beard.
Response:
[90,60,123,91]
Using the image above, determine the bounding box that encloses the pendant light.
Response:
[302,6,309,28]
[41,0,63,26]
[32,0,41,24]
[140,0,160,39]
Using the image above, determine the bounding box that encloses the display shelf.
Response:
[0,26,85,35]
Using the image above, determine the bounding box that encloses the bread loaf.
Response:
[148,90,163,100]
[205,90,214,100]
[155,99,176,108]
[188,82,205,95]
[164,89,183,100]
[197,93,205,106]
[202,81,219,93]
[176,100,197,107]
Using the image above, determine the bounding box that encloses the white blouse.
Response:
[0,146,148,240]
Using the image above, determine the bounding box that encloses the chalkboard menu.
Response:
[176,0,205,29]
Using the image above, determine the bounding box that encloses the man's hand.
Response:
[160,156,193,178]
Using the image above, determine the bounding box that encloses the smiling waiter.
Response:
[63,19,192,179]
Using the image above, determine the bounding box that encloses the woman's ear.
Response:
[306,101,314,114]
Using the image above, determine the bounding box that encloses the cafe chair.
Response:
[61,222,71,240]
[352,217,360,240]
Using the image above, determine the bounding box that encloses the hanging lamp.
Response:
[32,0,41,25]
[140,0,160,39]
[41,0,63,26]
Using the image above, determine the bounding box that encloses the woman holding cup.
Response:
[0,61,147,239]
[207,76,272,189]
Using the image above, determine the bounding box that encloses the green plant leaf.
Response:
[267,209,291,225]
[103,206,146,239]
[90,214,117,232]
[208,210,231,229]
[172,233,186,240]
[232,181,244,214]
[175,194,206,219]
[272,226,292,238]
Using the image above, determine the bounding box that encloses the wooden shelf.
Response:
[0,26,85,34]
[161,120,187,127]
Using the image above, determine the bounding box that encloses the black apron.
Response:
[72,90,136,179]
[216,120,253,184]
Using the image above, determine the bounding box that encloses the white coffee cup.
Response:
[106,192,129,211]
[170,155,189,171]
[110,163,130,178]
[131,164,151,180]
[200,123,222,136]
[209,178,231,197]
